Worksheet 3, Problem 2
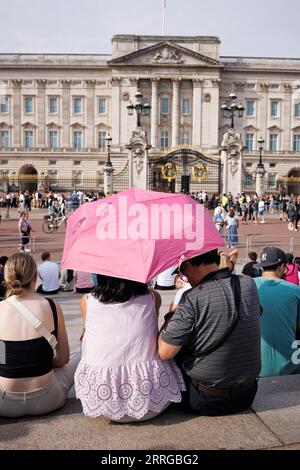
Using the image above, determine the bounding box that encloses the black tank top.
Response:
[0,298,58,379]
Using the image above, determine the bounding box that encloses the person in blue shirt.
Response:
[254,247,300,377]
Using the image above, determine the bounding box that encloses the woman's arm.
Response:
[150,288,162,316]
[80,294,88,321]
[53,301,70,368]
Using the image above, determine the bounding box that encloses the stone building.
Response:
[1,34,300,194]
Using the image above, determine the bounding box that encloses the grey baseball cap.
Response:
[256,247,287,268]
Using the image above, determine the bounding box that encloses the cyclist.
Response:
[49,202,59,228]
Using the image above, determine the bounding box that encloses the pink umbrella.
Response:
[61,188,224,283]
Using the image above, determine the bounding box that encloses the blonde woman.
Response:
[0,253,79,418]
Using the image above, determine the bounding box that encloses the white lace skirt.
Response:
[75,359,185,420]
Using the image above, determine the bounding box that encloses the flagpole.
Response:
[162,0,166,35]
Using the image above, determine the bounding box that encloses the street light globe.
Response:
[258,137,265,147]
[229,93,237,101]
[127,103,134,116]
[105,134,112,146]
[135,90,143,101]
[143,102,151,116]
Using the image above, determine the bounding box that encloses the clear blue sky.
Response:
[1,0,299,57]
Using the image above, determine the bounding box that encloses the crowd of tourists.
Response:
[0,244,299,422]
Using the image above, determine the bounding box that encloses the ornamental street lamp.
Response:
[127,90,151,127]
[105,133,112,167]
[221,93,245,129]
[257,136,265,171]
[256,137,266,196]
[104,134,113,195]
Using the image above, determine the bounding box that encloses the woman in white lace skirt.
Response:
[75,274,185,423]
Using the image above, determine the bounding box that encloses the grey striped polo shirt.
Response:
[162,270,261,389]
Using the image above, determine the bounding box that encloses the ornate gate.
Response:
[148,147,221,194]
[241,165,256,193]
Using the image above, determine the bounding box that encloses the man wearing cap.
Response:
[254,247,300,377]
[158,250,261,416]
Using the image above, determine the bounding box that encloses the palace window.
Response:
[24,97,33,114]
[269,134,278,151]
[245,133,254,151]
[268,174,277,188]
[160,97,169,114]
[181,131,190,145]
[24,130,33,148]
[98,98,106,114]
[246,101,255,117]
[73,130,82,148]
[270,100,279,117]
[160,129,169,148]
[293,134,300,151]
[73,97,82,114]
[295,103,300,117]
[98,130,106,149]
[0,130,9,148]
[49,97,58,114]
[182,98,190,114]
[49,130,58,148]
[0,96,9,113]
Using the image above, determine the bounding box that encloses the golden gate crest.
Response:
[192,161,208,181]
[161,161,178,182]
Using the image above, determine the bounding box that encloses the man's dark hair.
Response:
[263,263,284,272]
[188,250,221,267]
[41,252,50,262]
[0,256,8,266]
[285,253,294,264]
[92,274,149,304]
[248,252,257,262]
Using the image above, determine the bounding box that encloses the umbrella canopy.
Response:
[61,188,224,283]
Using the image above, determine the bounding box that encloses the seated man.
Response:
[158,250,261,416]
[254,247,300,377]
[37,252,60,295]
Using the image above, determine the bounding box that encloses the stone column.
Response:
[85,80,96,148]
[61,80,71,147]
[172,78,180,147]
[103,163,113,195]
[283,83,293,151]
[255,168,266,196]
[12,79,22,147]
[126,127,151,189]
[36,79,47,147]
[192,78,203,146]
[220,129,244,195]
[151,78,159,148]
[111,77,121,147]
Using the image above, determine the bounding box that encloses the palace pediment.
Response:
[46,121,62,129]
[0,121,12,129]
[108,41,222,68]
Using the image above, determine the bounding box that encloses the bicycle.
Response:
[42,214,68,234]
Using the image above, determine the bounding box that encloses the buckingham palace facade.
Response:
[1,34,300,194]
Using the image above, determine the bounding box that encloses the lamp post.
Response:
[221,93,245,129]
[256,137,266,196]
[103,133,113,195]
[11,171,16,191]
[127,90,151,128]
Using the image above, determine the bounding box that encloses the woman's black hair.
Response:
[92,274,149,304]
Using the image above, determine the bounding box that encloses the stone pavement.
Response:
[0,290,300,450]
